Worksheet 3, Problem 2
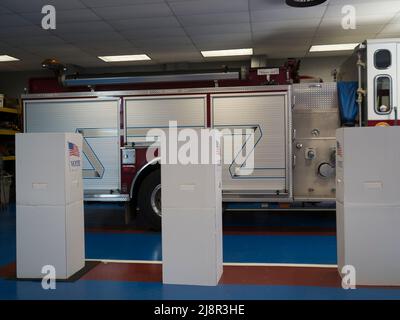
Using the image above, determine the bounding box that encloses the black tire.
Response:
[137,170,161,231]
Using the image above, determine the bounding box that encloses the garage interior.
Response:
[1,0,400,300]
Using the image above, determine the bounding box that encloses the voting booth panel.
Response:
[161,129,223,286]
[16,133,85,279]
[336,127,400,286]
[16,133,83,206]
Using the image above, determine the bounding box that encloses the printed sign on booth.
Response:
[68,142,81,170]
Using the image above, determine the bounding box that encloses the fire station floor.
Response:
[1,203,400,300]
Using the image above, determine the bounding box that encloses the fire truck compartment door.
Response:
[211,92,291,196]
[24,98,121,191]
[124,95,207,144]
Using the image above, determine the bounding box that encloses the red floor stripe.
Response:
[83,262,163,283]
[221,265,341,287]
[2,261,399,289]
[81,262,342,288]
[0,262,15,278]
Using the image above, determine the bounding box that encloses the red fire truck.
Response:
[23,59,341,229]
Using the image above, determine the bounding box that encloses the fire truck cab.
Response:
[340,38,400,127]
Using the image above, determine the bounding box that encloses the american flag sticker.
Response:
[68,141,81,169]
[68,142,80,157]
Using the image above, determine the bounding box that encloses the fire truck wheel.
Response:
[138,170,161,230]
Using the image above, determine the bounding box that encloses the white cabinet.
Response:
[16,133,85,279]
[336,127,400,285]
[161,129,223,286]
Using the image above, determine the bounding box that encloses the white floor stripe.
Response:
[85,259,337,268]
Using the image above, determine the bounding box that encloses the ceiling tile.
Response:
[0,0,85,13]
[0,6,11,14]
[1,35,65,46]
[329,0,381,4]
[178,12,249,26]
[75,41,140,55]
[191,32,252,44]
[252,19,321,33]
[253,37,313,47]
[120,27,187,40]
[25,44,84,55]
[195,42,253,51]
[0,25,44,38]
[169,0,248,15]
[52,21,115,35]
[252,29,316,41]
[186,23,251,36]
[59,31,127,43]
[20,9,101,25]
[311,35,371,45]
[0,14,32,27]
[316,24,385,37]
[249,0,291,11]
[92,3,172,20]
[0,46,38,59]
[251,7,326,22]
[320,16,393,29]
[81,0,164,7]
[193,34,253,50]
[324,2,400,19]
[133,36,193,46]
[254,44,310,52]
[108,16,180,30]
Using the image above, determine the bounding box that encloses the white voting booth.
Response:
[336,127,400,286]
[161,128,223,286]
[16,133,85,279]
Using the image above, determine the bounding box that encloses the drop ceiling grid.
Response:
[0,0,398,70]
[53,1,171,65]
[0,3,92,67]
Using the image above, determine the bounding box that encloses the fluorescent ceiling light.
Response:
[98,54,151,62]
[309,43,359,52]
[0,55,19,62]
[201,48,253,57]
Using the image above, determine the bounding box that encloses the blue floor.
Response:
[0,206,17,266]
[85,233,337,264]
[2,204,400,300]
[2,279,400,300]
